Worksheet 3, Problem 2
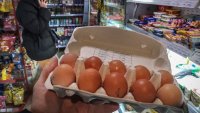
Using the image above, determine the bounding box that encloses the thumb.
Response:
[39,56,58,83]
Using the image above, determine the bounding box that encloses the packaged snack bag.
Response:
[0,0,13,12]
[3,86,13,104]
[12,87,24,105]
[0,96,6,109]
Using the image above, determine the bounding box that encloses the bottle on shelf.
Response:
[48,0,86,48]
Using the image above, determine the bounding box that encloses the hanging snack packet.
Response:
[3,86,13,104]
[0,0,9,12]
[12,87,24,105]
[0,96,6,109]
[8,0,13,11]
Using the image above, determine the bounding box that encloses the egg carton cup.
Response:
[45,26,184,113]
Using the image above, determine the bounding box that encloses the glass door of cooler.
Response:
[100,0,125,28]
[47,0,86,48]
[89,0,100,25]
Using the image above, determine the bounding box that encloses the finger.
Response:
[75,102,90,113]
[32,89,62,113]
[38,56,58,83]
[103,103,119,112]
[90,103,119,113]
[40,0,44,3]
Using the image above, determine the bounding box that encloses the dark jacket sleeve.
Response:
[39,8,51,22]
[16,2,51,35]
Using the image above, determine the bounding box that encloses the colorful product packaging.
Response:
[0,0,13,12]
[3,86,13,104]
[166,9,181,16]
[158,5,172,12]
[0,96,6,109]
[12,87,24,106]
[11,53,23,64]
[134,20,148,26]
[144,17,157,23]
[3,85,25,105]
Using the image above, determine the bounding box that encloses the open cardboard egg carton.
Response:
[45,26,184,113]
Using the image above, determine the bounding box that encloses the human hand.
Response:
[60,97,119,113]
[31,56,62,113]
[31,56,119,113]
[38,0,47,8]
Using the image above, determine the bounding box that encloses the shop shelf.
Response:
[64,4,84,6]
[56,45,67,48]
[47,3,63,8]
[0,104,25,113]
[126,23,200,65]
[48,3,84,8]
[15,77,25,81]
[51,14,84,18]
[49,24,83,27]
[0,28,17,32]
[0,79,16,84]
[127,0,199,8]
[104,2,124,9]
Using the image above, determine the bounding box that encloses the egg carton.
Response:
[45,26,184,113]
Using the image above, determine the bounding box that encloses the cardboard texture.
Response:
[45,26,184,113]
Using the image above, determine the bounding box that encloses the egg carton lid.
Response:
[64,26,171,72]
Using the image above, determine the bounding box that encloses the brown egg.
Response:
[84,56,103,71]
[159,70,174,86]
[157,84,182,107]
[60,53,78,68]
[103,72,128,98]
[109,60,127,75]
[51,64,76,87]
[78,68,102,93]
[135,65,151,80]
[130,79,156,103]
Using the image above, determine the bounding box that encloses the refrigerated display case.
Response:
[125,2,200,65]
[100,0,125,28]
[47,0,89,48]
[89,0,100,25]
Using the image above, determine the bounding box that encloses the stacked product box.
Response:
[132,6,200,50]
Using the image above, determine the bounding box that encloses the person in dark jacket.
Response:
[16,0,57,61]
